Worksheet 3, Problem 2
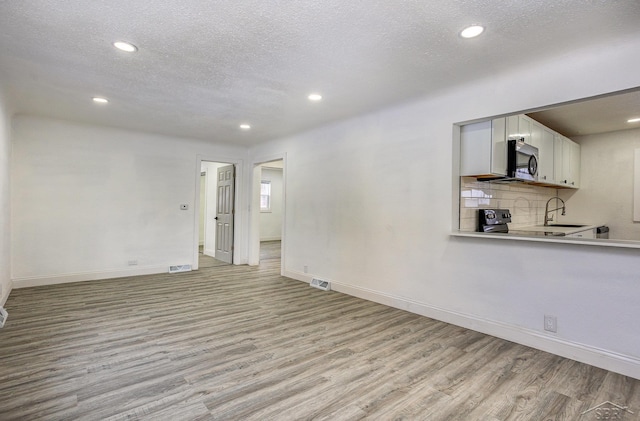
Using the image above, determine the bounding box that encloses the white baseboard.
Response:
[12,266,170,289]
[203,249,216,257]
[260,237,281,242]
[284,268,640,380]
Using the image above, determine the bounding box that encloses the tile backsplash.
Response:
[459,177,557,232]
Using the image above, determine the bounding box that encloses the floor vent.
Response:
[169,264,192,273]
[0,307,8,328]
[310,278,331,291]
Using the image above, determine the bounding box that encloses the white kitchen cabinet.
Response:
[460,118,507,177]
[506,115,519,140]
[506,115,532,144]
[459,114,580,188]
[518,115,533,144]
[570,140,581,188]
[554,135,564,185]
[558,135,580,188]
[531,122,555,183]
[561,137,571,184]
[566,228,595,239]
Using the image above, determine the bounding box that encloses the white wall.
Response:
[259,167,283,241]
[11,116,247,286]
[0,85,12,306]
[249,35,640,378]
[560,128,640,240]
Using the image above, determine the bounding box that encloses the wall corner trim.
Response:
[0,280,12,307]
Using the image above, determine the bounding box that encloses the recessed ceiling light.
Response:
[240,124,251,130]
[628,117,640,123]
[92,97,109,104]
[460,25,485,39]
[113,41,138,52]
[308,93,323,101]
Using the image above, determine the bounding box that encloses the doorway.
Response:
[250,158,285,268]
[198,161,236,268]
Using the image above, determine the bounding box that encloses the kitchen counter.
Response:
[510,224,600,237]
[452,230,640,250]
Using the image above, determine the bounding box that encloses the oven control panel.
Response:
[477,208,512,232]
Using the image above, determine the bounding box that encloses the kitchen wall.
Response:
[11,116,248,286]
[0,85,11,306]
[249,34,640,378]
[459,177,554,231]
[259,166,283,241]
[559,127,640,240]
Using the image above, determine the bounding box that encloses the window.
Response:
[260,181,271,212]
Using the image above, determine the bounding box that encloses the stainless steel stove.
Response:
[477,209,512,233]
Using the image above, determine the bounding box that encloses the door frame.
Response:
[249,152,287,274]
[193,155,245,270]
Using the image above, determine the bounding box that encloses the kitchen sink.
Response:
[547,224,587,228]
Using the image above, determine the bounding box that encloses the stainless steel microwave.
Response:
[507,138,538,182]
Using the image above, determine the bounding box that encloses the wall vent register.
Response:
[169,264,192,273]
[0,307,8,328]
[310,278,331,291]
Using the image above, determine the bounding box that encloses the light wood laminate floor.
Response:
[197,241,280,268]
[260,240,281,261]
[1,259,639,420]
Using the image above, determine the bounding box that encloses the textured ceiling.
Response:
[528,89,640,137]
[1,1,640,146]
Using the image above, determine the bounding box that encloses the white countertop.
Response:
[451,231,640,249]
[512,224,600,235]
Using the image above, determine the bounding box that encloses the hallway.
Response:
[199,241,281,268]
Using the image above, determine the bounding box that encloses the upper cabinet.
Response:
[570,141,581,188]
[554,135,564,186]
[459,114,580,189]
[531,122,556,183]
[460,118,507,177]
[507,115,532,145]
[557,135,581,188]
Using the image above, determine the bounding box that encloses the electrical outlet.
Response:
[544,315,557,333]
[128,260,138,266]
[304,265,308,274]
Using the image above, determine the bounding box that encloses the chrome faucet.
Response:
[544,196,566,226]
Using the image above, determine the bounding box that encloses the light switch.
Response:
[180,204,188,210]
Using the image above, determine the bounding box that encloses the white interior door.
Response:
[215,164,235,263]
